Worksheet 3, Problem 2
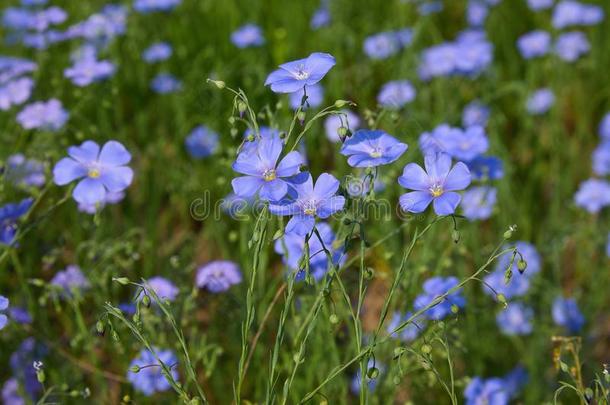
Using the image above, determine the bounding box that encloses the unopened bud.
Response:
[129,365,140,373]
[421,344,432,354]
[367,367,380,379]
[36,370,45,383]
[113,277,130,285]
[337,126,349,138]
[496,293,507,305]
[96,320,105,335]
[329,314,339,324]
[517,260,527,273]
[334,100,350,108]
[451,229,460,244]
[451,304,459,314]
[296,111,306,124]
[237,101,247,114]
[208,79,225,89]
[142,295,151,307]
[246,134,255,142]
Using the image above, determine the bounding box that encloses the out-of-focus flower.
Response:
[64,57,115,86]
[527,0,553,10]
[16,99,68,131]
[310,6,330,29]
[231,24,265,48]
[461,186,497,220]
[0,295,9,330]
[574,178,610,213]
[418,124,461,155]
[3,154,45,187]
[0,77,33,110]
[464,377,509,405]
[264,52,335,94]
[289,83,324,110]
[387,311,426,342]
[592,141,610,176]
[196,260,242,293]
[377,80,416,109]
[9,307,32,324]
[133,0,181,13]
[53,140,134,205]
[526,88,554,115]
[2,378,24,405]
[466,155,504,180]
[418,1,443,15]
[78,190,125,214]
[324,110,360,143]
[554,31,590,62]
[340,129,408,167]
[10,338,46,399]
[50,265,90,297]
[419,31,493,80]
[497,303,534,335]
[127,348,178,396]
[231,132,304,201]
[552,0,604,29]
[443,125,489,162]
[185,125,219,159]
[269,173,345,236]
[552,296,584,334]
[0,198,33,246]
[462,101,490,127]
[398,153,471,215]
[467,0,489,27]
[151,73,182,94]
[363,32,401,60]
[142,42,172,63]
[274,222,342,281]
[414,276,465,320]
[66,4,127,44]
[142,277,179,302]
[517,30,551,59]
[0,56,36,83]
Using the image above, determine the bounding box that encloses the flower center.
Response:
[429,184,444,197]
[294,65,309,80]
[302,200,317,216]
[262,169,276,182]
[369,147,383,158]
[88,168,101,178]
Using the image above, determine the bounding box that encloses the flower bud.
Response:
[334,100,350,108]
[237,101,247,115]
[296,111,306,124]
[367,367,380,379]
[279,131,287,139]
[142,295,151,308]
[230,128,238,137]
[208,79,225,89]
[129,365,140,373]
[96,320,105,335]
[113,277,130,285]
[421,344,432,354]
[329,314,339,324]
[337,126,349,138]
[246,134,255,142]
[451,304,459,314]
[451,229,460,244]
[517,259,527,273]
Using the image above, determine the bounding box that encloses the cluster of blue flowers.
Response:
[464,366,528,405]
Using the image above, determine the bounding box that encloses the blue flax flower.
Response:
[231,24,265,48]
[418,124,461,155]
[574,178,610,213]
[64,57,115,86]
[142,42,172,63]
[398,153,471,215]
[442,125,489,162]
[517,30,551,59]
[592,141,610,176]
[0,295,9,330]
[185,125,219,159]
[151,73,182,94]
[363,32,401,60]
[466,155,504,180]
[526,88,554,115]
[196,260,242,293]
[340,129,408,168]
[231,132,305,201]
[269,173,345,236]
[528,0,553,10]
[16,99,68,131]
[552,296,585,334]
[53,140,134,205]
[599,113,610,140]
[414,276,465,320]
[552,1,604,29]
[0,77,33,110]
[497,302,533,335]
[310,6,330,30]
[127,348,178,396]
[554,31,590,62]
[50,265,90,298]
[264,52,335,94]
[0,198,33,246]
[142,277,179,303]
[464,377,509,405]
[462,101,490,127]
[377,80,416,109]
[133,0,181,13]
[461,186,497,220]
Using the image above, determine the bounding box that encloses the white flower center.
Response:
[429,183,443,197]
[262,169,276,182]
[293,65,309,80]
[369,147,382,158]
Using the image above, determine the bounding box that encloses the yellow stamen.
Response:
[88,168,101,178]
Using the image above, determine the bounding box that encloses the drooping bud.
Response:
[113,277,130,285]
[334,100,350,108]
[517,259,527,273]
[367,367,380,379]
[208,79,225,89]
[142,295,151,308]
[237,101,247,117]
[129,365,141,373]
[296,111,306,124]
[96,320,105,335]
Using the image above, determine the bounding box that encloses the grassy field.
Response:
[1,0,610,403]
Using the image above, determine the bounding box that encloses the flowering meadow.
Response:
[1,0,610,403]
